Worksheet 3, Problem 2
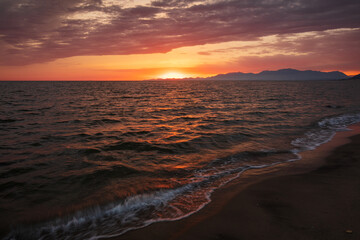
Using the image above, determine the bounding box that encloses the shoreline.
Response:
[112,123,360,240]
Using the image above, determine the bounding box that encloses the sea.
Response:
[1,80,360,239]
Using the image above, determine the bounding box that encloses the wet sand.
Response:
[114,124,360,240]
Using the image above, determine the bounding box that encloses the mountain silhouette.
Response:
[206,68,348,80]
[347,74,360,80]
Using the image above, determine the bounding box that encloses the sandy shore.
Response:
[113,124,360,240]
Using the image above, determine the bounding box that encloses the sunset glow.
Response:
[157,72,189,79]
[0,1,359,80]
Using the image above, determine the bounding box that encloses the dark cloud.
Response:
[0,0,359,65]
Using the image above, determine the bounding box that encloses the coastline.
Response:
[112,123,360,240]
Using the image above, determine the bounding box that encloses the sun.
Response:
[158,71,188,79]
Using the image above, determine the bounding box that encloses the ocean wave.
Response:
[318,112,360,130]
[3,179,205,240]
[0,118,23,123]
[292,112,360,151]
[3,151,301,240]
[103,141,175,154]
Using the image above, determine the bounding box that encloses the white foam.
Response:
[318,112,360,130]
[292,112,360,151]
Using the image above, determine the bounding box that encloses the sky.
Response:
[0,0,359,80]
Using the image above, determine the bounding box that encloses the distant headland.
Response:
[150,69,354,81]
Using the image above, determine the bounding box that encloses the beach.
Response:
[115,123,360,240]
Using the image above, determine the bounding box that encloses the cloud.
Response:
[190,28,360,73]
[0,0,359,65]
